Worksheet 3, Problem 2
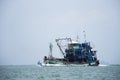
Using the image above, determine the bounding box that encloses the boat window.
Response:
[73,44,79,49]
[68,44,80,49]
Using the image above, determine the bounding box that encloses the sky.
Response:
[0,0,120,65]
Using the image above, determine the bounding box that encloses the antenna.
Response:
[83,30,86,42]
[76,35,80,42]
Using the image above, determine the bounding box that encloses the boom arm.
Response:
[55,38,72,57]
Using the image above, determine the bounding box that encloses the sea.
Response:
[0,65,120,80]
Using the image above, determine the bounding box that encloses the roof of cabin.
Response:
[68,41,79,44]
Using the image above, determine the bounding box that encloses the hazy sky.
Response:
[0,0,120,65]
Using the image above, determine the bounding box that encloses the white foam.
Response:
[99,64,108,67]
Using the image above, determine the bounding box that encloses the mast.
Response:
[49,43,53,57]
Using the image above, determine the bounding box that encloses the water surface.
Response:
[0,65,120,80]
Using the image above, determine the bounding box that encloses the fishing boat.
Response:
[38,34,99,66]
